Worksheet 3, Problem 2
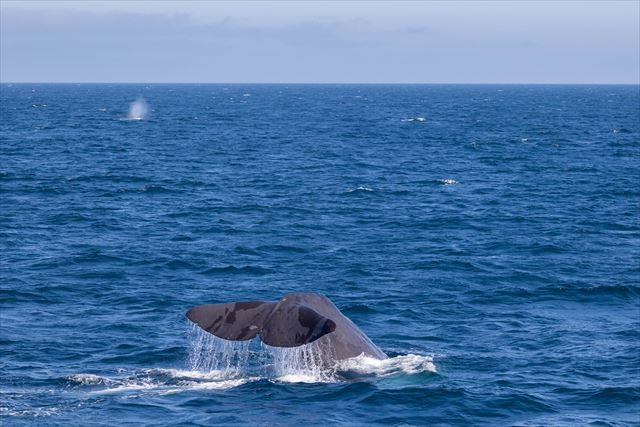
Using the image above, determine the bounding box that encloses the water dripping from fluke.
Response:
[188,323,251,375]
[186,325,436,385]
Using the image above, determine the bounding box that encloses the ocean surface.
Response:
[1,84,639,426]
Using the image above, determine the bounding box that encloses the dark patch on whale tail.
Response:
[187,300,275,341]
[259,304,336,347]
[186,298,336,346]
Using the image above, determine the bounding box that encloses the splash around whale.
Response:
[186,292,387,363]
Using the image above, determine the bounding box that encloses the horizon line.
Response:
[2,81,639,86]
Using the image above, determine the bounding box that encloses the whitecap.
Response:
[401,117,427,123]
[347,186,374,193]
[67,373,109,386]
[0,406,62,418]
[438,179,458,186]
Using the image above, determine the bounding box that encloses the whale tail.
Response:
[186,298,336,347]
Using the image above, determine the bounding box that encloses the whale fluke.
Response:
[260,303,336,347]
[186,299,336,346]
[186,300,276,341]
[187,293,387,360]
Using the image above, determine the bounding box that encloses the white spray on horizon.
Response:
[127,98,149,120]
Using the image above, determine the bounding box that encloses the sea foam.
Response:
[186,326,436,384]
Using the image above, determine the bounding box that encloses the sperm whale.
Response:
[186,292,387,361]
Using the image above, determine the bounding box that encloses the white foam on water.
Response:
[150,368,251,394]
[0,406,62,418]
[401,117,427,122]
[91,382,154,395]
[347,186,374,193]
[186,326,437,384]
[158,378,249,394]
[336,354,437,377]
[70,367,250,395]
[70,371,153,394]
[159,369,230,380]
[275,373,325,383]
[67,326,438,394]
[67,374,108,386]
[263,341,436,383]
[438,179,458,185]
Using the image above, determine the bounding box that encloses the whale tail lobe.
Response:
[186,298,336,347]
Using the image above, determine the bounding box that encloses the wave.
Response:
[405,179,459,187]
[612,127,632,134]
[471,284,640,304]
[199,265,274,276]
[139,184,171,193]
[67,373,109,386]
[255,244,308,254]
[0,406,63,418]
[346,186,375,193]
[12,334,436,411]
[262,343,433,384]
[65,369,249,395]
[170,234,195,242]
[437,178,458,186]
[162,259,196,270]
[186,327,436,385]
[343,303,378,315]
[65,174,148,183]
[540,284,640,301]
[401,117,427,123]
[336,354,436,378]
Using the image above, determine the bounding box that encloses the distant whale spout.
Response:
[186,292,387,361]
[127,98,148,120]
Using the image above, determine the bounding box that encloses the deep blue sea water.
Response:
[1,84,639,426]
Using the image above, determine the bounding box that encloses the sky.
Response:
[1,1,638,84]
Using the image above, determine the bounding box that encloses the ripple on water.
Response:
[199,265,275,276]
[2,84,638,426]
